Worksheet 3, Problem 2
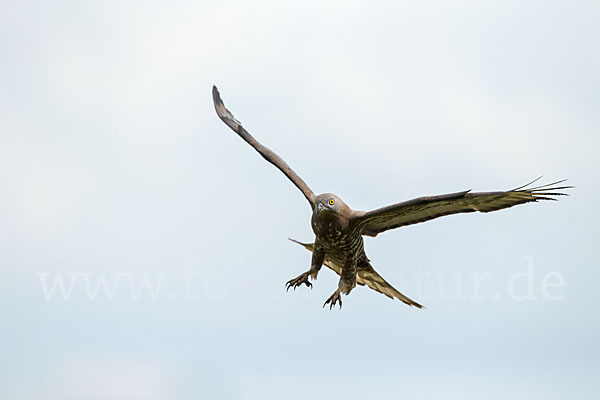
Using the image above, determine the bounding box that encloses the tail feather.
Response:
[289,238,424,308]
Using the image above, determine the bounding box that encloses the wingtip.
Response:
[211,86,245,130]
[212,85,221,104]
[513,176,544,191]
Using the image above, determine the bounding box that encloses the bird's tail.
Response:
[288,238,424,308]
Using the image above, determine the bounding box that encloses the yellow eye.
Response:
[329,198,335,205]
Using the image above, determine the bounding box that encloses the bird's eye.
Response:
[329,198,335,205]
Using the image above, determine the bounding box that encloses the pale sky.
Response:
[1,1,599,399]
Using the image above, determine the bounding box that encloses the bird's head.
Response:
[313,193,349,217]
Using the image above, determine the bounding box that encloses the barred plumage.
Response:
[212,85,572,310]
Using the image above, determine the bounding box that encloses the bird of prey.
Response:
[212,85,571,309]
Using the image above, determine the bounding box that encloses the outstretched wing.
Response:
[212,86,316,210]
[289,239,423,308]
[354,178,572,237]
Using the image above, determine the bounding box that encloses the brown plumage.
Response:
[288,239,423,308]
[212,85,572,309]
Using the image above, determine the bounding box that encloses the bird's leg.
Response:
[323,259,355,309]
[286,271,313,291]
[286,246,324,291]
[323,289,342,310]
[339,260,357,295]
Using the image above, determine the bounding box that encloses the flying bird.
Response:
[212,85,571,309]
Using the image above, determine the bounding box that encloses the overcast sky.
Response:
[1,1,599,399]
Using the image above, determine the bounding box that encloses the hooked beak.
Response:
[316,202,325,214]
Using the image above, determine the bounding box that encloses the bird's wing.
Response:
[353,178,572,237]
[288,239,423,308]
[212,86,316,210]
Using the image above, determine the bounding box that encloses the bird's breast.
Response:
[311,213,343,239]
[311,213,363,256]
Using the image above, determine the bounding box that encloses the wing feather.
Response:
[355,180,572,237]
[212,86,316,210]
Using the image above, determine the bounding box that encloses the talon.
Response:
[285,272,312,292]
[323,290,342,310]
